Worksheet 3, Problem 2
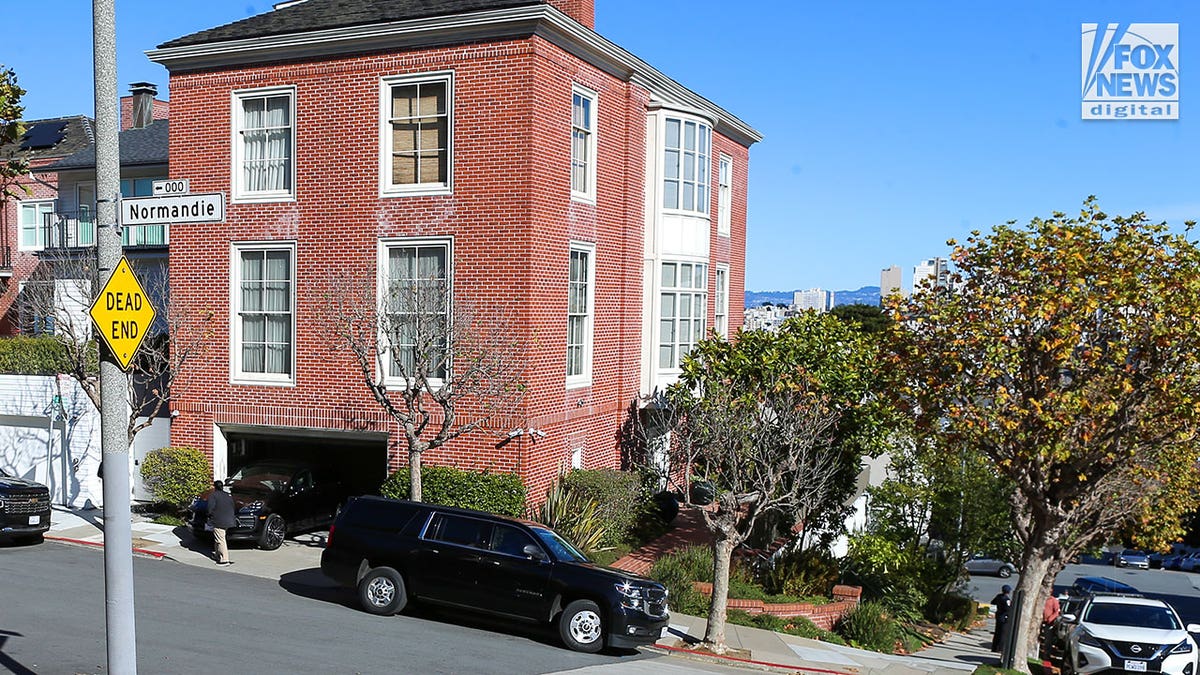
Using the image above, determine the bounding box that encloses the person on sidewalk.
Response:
[1040,592,1063,658]
[207,480,236,566]
[991,584,1012,652]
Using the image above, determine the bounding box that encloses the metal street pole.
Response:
[93,0,138,672]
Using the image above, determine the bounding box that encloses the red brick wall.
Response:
[166,36,654,500]
[119,96,170,131]
[546,0,594,28]
[0,159,59,334]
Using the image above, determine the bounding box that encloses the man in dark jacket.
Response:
[207,480,237,566]
[991,584,1012,652]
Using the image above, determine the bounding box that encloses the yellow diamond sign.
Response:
[89,256,157,370]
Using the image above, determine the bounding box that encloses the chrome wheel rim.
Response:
[265,517,285,548]
[569,610,602,644]
[366,577,395,607]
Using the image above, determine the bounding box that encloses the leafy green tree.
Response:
[830,303,890,334]
[667,312,888,653]
[1,66,30,222]
[886,198,1200,670]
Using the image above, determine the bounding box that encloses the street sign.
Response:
[121,192,224,226]
[89,257,157,370]
[152,178,189,195]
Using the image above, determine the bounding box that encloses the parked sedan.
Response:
[1115,549,1150,569]
[1180,552,1200,573]
[189,461,348,550]
[965,553,1017,578]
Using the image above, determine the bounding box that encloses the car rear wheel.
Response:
[998,565,1013,578]
[559,600,605,653]
[258,514,286,550]
[358,567,407,615]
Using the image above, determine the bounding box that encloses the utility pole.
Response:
[93,0,138,672]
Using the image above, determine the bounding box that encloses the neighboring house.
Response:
[148,0,760,498]
[0,85,172,505]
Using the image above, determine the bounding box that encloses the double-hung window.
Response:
[659,261,707,369]
[382,239,451,381]
[382,72,452,195]
[571,86,597,201]
[232,87,295,201]
[566,242,595,385]
[662,117,710,214]
[234,244,295,383]
[19,201,54,250]
[714,265,729,338]
[717,155,732,236]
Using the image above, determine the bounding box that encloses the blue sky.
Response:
[2,1,1195,292]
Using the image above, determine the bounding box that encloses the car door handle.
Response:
[489,560,501,566]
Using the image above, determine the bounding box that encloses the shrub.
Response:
[0,336,89,375]
[140,446,211,511]
[530,478,608,554]
[560,469,648,547]
[928,592,982,631]
[836,601,899,653]
[764,547,841,598]
[379,465,526,517]
[649,546,713,616]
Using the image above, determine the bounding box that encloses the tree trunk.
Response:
[1010,545,1053,673]
[703,537,736,654]
[410,449,423,502]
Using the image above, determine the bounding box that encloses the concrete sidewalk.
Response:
[44,504,987,675]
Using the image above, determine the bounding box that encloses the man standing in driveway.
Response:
[208,480,236,566]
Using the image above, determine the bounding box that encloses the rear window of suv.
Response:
[342,499,421,533]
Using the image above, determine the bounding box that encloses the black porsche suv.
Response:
[321,496,670,652]
[0,469,52,544]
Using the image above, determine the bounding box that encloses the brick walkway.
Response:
[610,508,711,576]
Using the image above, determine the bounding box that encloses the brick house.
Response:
[148,0,760,498]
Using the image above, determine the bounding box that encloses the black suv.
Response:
[321,496,670,653]
[0,469,51,544]
[189,461,347,550]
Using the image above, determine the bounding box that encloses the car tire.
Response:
[358,567,407,615]
[559,599,606,653]
[258,513,286,551]
[998,565,1012,578]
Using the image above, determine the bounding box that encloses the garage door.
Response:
[220,426,388,496]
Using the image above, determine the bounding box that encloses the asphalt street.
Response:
[967,562,1200,624]
[0,541,740,675]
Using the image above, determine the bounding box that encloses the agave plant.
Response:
[531,478,610,555]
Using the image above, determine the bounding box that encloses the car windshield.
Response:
[531,527,588,563]
[1085,603,1180,630]
[1122,550,1146,556]
[229,464,297,491]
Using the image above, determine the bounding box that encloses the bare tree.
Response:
[321,267,525,502]
[18,250,214,444]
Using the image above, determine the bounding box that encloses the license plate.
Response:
[28,515,40,525]
[1124,660,1147,672]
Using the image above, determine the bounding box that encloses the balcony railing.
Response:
[41,210,168,250]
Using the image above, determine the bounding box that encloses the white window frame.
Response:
[570,85,597,202]
[378,236,454,387]
[379,71,454,197]
[658,260,707,371]
[714,264,729,338]
[661,114,712,216]
[18,200,55,251]
[566,241,595,387]
[717,154,732,237]
[231,86,297,203]
[231,241,297,386]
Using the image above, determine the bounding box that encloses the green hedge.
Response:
[0,336,88,375]
[140,446,211,511]
[561,469,648,547]
[836,600,900,653]
[380,464,526,517]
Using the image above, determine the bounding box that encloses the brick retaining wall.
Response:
[692,583,862,631]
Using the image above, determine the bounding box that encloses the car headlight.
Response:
[1079,630,1102,647]
[238,500,265,513]
[614,582,644,611]
[1171,639,1194,654]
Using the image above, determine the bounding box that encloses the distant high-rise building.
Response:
[913,257,949,292]
[793,288,832,312]
[880,265,903,302]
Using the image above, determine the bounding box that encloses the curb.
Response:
[45,535,167,559]
[651,643,854,675]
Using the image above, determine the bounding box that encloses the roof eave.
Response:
[146,5,761,147]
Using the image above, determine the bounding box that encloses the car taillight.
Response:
[326,523,334,548]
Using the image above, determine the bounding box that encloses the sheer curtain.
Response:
[242,95,291,193]
[387,245,447,377]
[240,250,291,375]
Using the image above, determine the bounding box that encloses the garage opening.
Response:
[221,426,388,497]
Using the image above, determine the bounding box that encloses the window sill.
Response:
[230,375,296,388]
[565,376,592,390]
[570,192,596,205]
[231,193,296,205]
[380,184,453,199]
[661,208,711,219]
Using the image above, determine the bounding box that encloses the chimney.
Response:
[545,0,594,29]
[129,82,157,129]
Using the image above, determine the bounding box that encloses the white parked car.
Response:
[1064,595,1200,675]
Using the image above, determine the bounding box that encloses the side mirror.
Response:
[1062,614,1076,623]
[1187,623,1200,633]
[523,544,547,561]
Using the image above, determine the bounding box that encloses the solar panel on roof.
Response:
[19,122,67,150]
